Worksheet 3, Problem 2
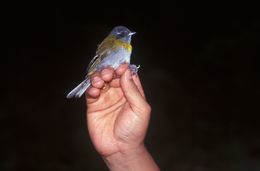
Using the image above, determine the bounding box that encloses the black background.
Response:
[2,1,260,170]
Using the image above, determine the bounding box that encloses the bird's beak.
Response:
[128,32,136,36]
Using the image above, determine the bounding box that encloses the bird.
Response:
[66,25,137,98]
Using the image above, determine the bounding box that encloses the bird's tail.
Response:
[66,79,91,98]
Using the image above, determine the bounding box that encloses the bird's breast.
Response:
[113,40,132,53]
[97,46,131,70]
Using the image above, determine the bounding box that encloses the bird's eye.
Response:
[115,31,128,38]
[117,31,124,35]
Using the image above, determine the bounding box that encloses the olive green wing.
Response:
[86,36,116,76]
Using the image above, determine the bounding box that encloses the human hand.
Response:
[86,64,159,170]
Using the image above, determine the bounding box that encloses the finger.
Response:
[86,87,100,99]
[132,74,145,98]
[121,69,150,114]
[90,71,100,80]
[115,63,129,76]
[90,73,105,89]
[101,67,114,82]
[86,95,99,104]
[109,78,120,88]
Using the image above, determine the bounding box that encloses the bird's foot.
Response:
[129,64,140,75]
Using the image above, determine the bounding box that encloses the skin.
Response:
[86,63,160,171]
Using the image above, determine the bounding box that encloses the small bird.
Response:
[66,26,138,98]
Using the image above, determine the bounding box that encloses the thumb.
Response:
[121,69,150,114]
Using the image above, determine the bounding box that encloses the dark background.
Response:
[2,1,260,170]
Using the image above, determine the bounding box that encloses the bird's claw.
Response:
[129,64,140,75]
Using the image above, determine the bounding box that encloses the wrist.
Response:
[103,144,160,171]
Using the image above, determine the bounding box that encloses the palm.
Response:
[87,82,148,158]
[87,88,132,156]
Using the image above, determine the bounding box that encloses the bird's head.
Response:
[110,26,136,43]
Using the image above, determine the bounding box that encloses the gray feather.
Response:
[66,79,91,98]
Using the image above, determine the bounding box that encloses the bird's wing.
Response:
[86,36,116,76]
